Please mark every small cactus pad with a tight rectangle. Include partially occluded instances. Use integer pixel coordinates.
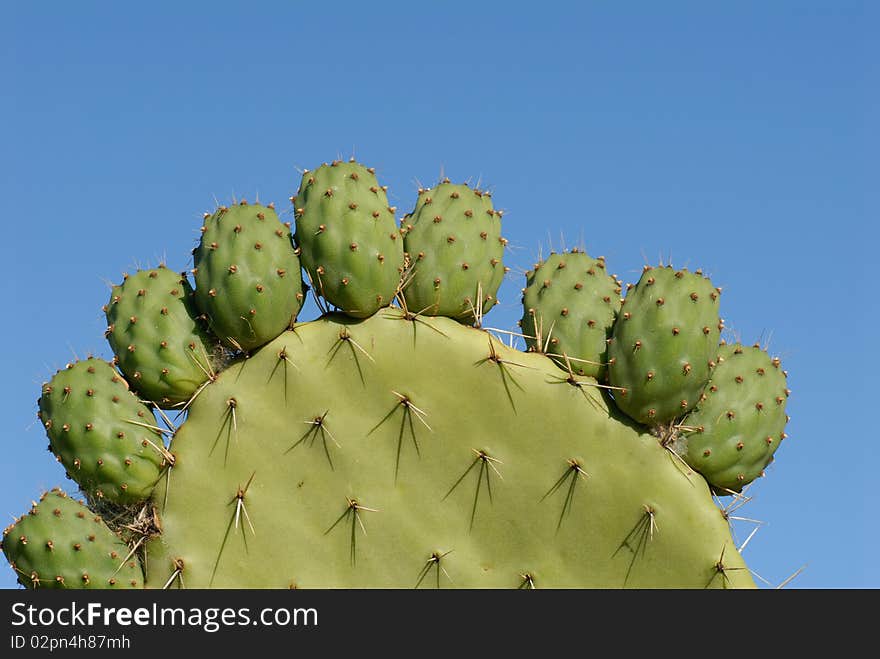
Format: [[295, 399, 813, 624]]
[[193, 201, 305, 352], [401, 180, 506, 323], [293, 159, 404, 318], [144, 309, 752, 588], [37, 358, 167, 504], [520, 250, 622, 380], [608, 266, 722, 425], [679, 343, 790, 493], [2, 488, 141, 589], [104, 266, 217, 407]]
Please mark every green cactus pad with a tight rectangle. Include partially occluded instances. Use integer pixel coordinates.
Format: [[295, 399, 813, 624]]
[[607, 266, 723, 426], [193, 201, 305, 352], [2, 488, 141, 589], [104, 266, 217, 408], [401, 180, 507, 324], [678, 343, 790, 493], [520, 249, 622, 380], [37, 358, 168, 505], [144, 309, 752, 589], [293, 159, 405, 318]]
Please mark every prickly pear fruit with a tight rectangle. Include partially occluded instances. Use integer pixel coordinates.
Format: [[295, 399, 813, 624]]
[[293, 159, 405, 318], [37, 358, 168, 505], [677, 343, 790, 493], [520, 249, 622, 380], [193, 201, 305, 352], [401, 180, 506, 323], [2, 488, 141, 589], [104, 265, 217, 407], [607, 266, 722, 426]]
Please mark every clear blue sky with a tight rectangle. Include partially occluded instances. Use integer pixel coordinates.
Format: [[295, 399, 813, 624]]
[[2, 1, 876, 588]]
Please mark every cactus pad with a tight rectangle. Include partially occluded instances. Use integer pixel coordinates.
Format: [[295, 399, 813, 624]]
[[143, 310, 752, 589]]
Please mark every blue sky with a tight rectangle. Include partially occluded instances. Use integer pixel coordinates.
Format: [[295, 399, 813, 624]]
[[2, 1, 876, 588]]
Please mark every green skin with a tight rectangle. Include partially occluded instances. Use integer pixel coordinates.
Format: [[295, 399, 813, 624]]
[[293, 160, 404, 318], [2, 489, 141, 589], [607, 266, 722, 426], [401, 181, 506, 323], [142, 310, 753, 589], [193, 202, 305, 352], [104, 266, 216, 408], [677, 343, 790, 493], [520, 250, 622, 381], [37, 358, 167, 505]]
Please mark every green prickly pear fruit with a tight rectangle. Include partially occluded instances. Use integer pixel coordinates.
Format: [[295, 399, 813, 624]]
[[37, 358, 168, 505], [607, 266, 723, 426], [401, 180, 507, 324], [677, 343, 790, 493], [2, 488, 142, 589], [293, 159, 405, 318], [520, 249, 623, 380], [193, 201, 305, 352], [104, 265, 217, 408]]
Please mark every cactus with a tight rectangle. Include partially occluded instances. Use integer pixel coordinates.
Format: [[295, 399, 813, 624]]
[[607, 265, 723, 428], [293, 159, 405, 318], [36, 357, 169, 505], [193, 201, 305, 352], [520, 249, 622, 381], [3, 163, 793, 589], [104, 265, 217, 407], [672, 342, 790, 493], [142, 308, 752, 588], [2, 489, 142, 589], [400, 180, 507, 323]]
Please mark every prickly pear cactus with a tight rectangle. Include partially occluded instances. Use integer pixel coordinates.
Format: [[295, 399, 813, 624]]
[[104, 265, 216, 407], [193, 201, 305, 352], [143, 308, 752, 588], [2, 489, 142, 589], [520, 249, 622, 381], [673, 342, 790, 494], [36, 357, 168, 505], [3, 161, 793, 590], [607, 265, 723, 427], [400, 179, 507, 323], [293, 159, 405, 318]]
